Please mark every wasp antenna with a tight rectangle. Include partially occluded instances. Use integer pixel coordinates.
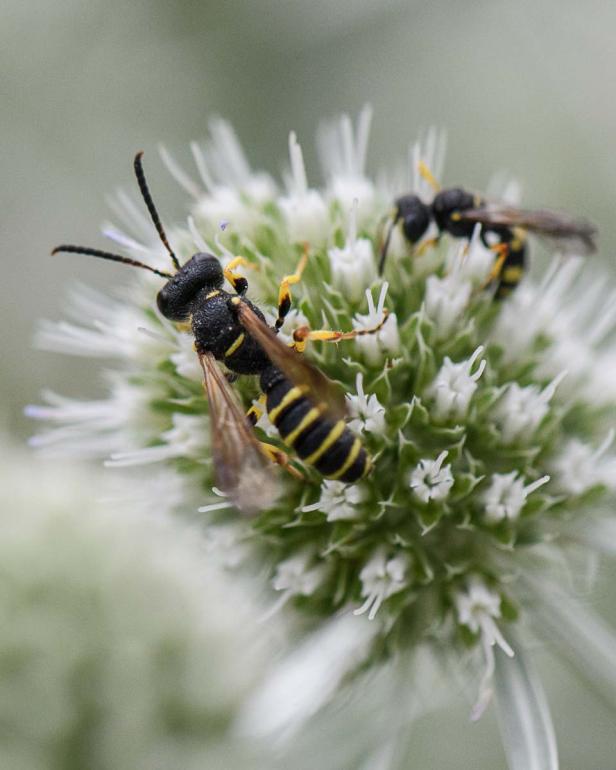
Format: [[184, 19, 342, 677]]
[[51, 244, 173, 278], [133, 151, 181, 272], [378, 215, 398, 275]]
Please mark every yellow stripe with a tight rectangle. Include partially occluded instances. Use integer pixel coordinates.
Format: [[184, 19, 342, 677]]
[[502, 266, 523, 282], [206, 289, 220, 299], [268, 386, 307, 424], [303, 420, 346, 465], [329, 437, 362, 480], [224, 333, 245, 358], [360, 453, 372, 478], [283, 406, 324, 447]]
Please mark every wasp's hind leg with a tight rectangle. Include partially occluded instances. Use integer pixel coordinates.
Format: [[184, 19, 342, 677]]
[[258, 441, 307, 481], [246, 394, 307, 481], [478, 242, 510, 292], [275, 243, 309, 331], [291, 312, 390, 353]]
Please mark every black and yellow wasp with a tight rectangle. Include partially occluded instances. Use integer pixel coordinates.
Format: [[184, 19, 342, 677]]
[[379, 162, 597, 298], [53, 153, 387, 513]]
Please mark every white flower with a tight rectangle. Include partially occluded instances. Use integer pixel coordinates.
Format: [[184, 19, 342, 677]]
[[171, 119, 276, 237], [410, 450, 454, 503], [202, 524, 250, 569], [409, 126, 447, 201], [446, 224, 495, 284], [278, 131, 329, 244], [354, 548, 410, 620], [551, 430, 616, 495], [106, 412, 209, 467], [328, 199, 377, 302], [0, 439, 278, 770], [428, 345, 486, 421], [170, 329, 203, 380], [455, 579, 515, 721], [494, 372, 566, 445], [318, 105, 376, 223], [26, 379, 165, 458], [30, 109, 616, 765], [483, 472, 550, 523], [262, 551, 329, 620], [353, 283, 400, 365], [34, 283, 173, 364], [346, 373, 386, 435], [301, 479, 367, 521], [424, 272, 472, 339]]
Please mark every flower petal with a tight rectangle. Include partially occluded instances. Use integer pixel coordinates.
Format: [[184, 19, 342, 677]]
[[494, 639, 558, 770]]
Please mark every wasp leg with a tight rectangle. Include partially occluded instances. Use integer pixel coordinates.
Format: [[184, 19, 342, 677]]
[[479, 243, 509, 291], [258, 440, 306, 481], [224, 256, 254, 296], [291, 312, 390, 353], [275, 243, 309, 330], [415, 236, 440, 256], [246, 393, 267, 426], [417, 160, 441, 193]]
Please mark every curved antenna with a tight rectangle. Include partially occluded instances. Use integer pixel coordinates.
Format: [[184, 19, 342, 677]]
[[52, 245, 173, 278], [378, 213, 399, 276], [133, 151, 181, 271]]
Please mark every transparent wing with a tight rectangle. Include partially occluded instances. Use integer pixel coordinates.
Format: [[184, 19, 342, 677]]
[[460, 203, 597, 256], [199, 352, 279, 515], [236, 301, 349, 421]]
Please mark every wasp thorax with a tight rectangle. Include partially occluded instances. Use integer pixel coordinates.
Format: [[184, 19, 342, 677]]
[[432, 187, 477, 237], [156, 253, 224, 321]]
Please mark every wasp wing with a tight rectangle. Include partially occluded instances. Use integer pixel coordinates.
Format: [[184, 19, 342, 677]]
[[459, 204, 597, 256], [236, 301, 348, 421], [198, 351, 279, 515]]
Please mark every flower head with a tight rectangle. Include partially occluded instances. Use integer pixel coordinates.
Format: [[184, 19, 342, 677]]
[[29, 109, 616, 766]]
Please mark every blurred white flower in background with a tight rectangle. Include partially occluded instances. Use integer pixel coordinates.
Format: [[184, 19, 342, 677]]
[[0, 439, 281, 770]]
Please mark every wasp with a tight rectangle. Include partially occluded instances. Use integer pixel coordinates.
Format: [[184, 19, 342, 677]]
[[378, 166, 597, 298], [53, 153, 388, 513]]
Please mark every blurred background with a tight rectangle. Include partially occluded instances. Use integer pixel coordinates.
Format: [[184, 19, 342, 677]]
[[2, 0, 616, 766]]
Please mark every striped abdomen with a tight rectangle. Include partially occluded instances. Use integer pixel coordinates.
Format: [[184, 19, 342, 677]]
[[261, 369, 371, 483], [495, 229, 527, 300]]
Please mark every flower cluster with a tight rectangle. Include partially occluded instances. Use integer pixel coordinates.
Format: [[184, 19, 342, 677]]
[[0, 440, 276, 770], [29, 108, 616, 761]]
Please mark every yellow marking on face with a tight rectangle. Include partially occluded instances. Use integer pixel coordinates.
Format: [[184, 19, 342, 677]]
[[224, 333, 245, 358], [268, 386, 308, 424], [206, 289, 220, 299], [451, 212, 462, 221], [231, 296, 241, 306], [303, 420, 346, 465], [329, 437, 362, 480]]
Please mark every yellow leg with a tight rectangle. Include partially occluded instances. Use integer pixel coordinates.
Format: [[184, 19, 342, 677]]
[[259, 440, 306, 480], [479, 244, 509, 290], [275, 243, 309, 330], [417, 160, 441, 193], [291, 312, 390, 353], [415, 236, 440, 256], [224, 256, 254, 295], [246, 393, 266, 426]]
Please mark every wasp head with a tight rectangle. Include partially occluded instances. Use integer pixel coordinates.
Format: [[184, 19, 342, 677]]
[[157, 253, 223, 321]]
